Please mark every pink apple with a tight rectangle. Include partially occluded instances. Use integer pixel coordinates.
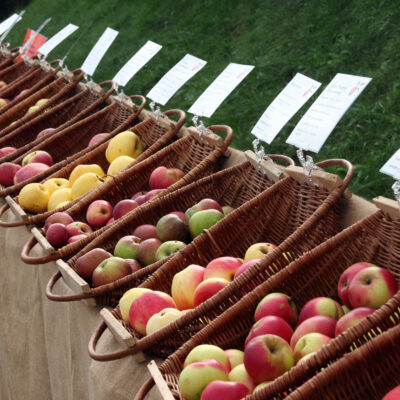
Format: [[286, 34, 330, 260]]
[[126, 259, 141, 273], [245, 316, 293, 347], [128, 290, 176, 335], [113, 199, 139, 220], [36, 127, 56, 139], [156, 213, 190, 243], [0, 146, 16, 157], [137, 238, 162, 266], [114, 235, 141, 260], [92, 256, 132, 287], [184, 344, 231, 370], [298, 297, 344, 324], [338, 262, 371, 307], [132, 224, 158, 240], [290, 316, 337, 348], [382, 385, 400, 400], [45, 223, 69, 248], [293, 332, 331, 363], [22, 150, 53, 167], [0, 162, 21, 186], [131, 191, 147, 202], [75, 248, 112, 281], [233, 258, 261, 279], [144, 189, 164, 202], [171, 264, 205, 310], [88, 133, 110, 146], [335, 307, 375, 336], [106, 217, 114, 225], [203, 257, 243, 281], [201, 381, 249, 400], [66, 221, 93, 236], [13, 163, 49, 184], [254, 292, 298, 327], [44, 212, 74, 232], [224, 349, 244, 370], [244, 334, 295, 384], [149, 166, 185, 190], [193, 277, 230, 307], [86, 200, 113, 228], [348, 266, 398, 309], [67, 234, 88, 244]]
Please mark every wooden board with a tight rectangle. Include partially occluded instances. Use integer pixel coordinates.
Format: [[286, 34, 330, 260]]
[[5, 195, 28, 221], [148, 360, 175, 400], [31, 226, 54, 254], [244, 150, 285, 182], [373, 196, 400, 220]]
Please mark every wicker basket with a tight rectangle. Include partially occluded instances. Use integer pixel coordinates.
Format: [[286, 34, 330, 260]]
[[86, 159, 353, 364], [44, 152, 291, 308], [0, 58, 34, 86], [0, 47, 19, 70], [0, 80, 115, 164], [135, 198, 400, 400]]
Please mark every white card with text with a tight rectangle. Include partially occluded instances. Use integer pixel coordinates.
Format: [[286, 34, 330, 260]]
[[188, 63, 254, 118], [113, 40, 162, 87], [147, 54, 206, 105], [286, 73, 372, 153], [81, 27, 118, 76], [0, 14, 22, 36], [252, 73, 321, 144], [380, 149, 400, 180], [38, 23, 79, 56]]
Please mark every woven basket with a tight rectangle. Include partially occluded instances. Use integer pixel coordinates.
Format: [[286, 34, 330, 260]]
[[87, 159, 353, 364], [45, 152, 291, 308], [0, 47, 19, 70], [135, 201, 400, 400], [0, 80, 115, 163], [0, 58, 33, 85], [18, 109, 187, 263]]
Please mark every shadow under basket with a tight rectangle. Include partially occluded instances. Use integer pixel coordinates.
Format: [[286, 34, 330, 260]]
[[137, 198, 400, 400], [45, 151, 292, 309], [86, 159, 353, 365]]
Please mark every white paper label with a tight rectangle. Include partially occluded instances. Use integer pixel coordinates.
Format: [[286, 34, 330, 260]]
[[147, 54, 206, 105], [0, 14, 22, 36], [81, 27, 118, 76], [252, 73, 321, 144], [286, 73, 372, 153], [38, 23, 78, 56], [113, 40, 162, 87], [188, 63, 254, 118], [380, 149, 400, 180]]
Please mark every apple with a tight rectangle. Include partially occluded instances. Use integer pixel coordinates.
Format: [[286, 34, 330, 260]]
[[348, 266, 398, 309], [35, 98, 49, 107], [254, 292, 298, 327], [44, 212, 74, 232], [86, 200, 113, 228], [193, 277, 230, 307], [338, 262, 371, 307], [18, 183, 49, 213], [245, 316, 293, 347], [0, 162, 21, 186], [88, 133, 110, 146], [113, 235, 141, 259], [201, 380, 249, 400], [137, 238, 162, 266], [129, 290, 176, 335], [224, 349, 244, 370], [0, 81, 6, 89], [178, 360, 229, 400], [335, 307, 375, 336], [145, 307, 182, 335], [298, 297, 344, 324], [119, 288, 152, 324], [189, 209, 224, 239], [13, 163, 49, 184], [156, 213, 190, 242], [185, 199, 223, 222], [132, 224, 158, 240], [233, 259, 261, 279], [0, 98, 9, 107], [382, 385, 400, 400], [36, 127, 56, 139], [293, 332, 331, 363], [169, 211, 186, 222], [75, 248, 112, 281], [244, 242, 277, 262], [296, 352, 317, 365], [43, 178, 69, 196], [92, 256, 132, 287], [171, 264, 205, 310], [66, 221, 93, 236], [67, 234, 88, 244], [131, 191, 147, 202], [70, 173, 104, 200], [244, 334, 295, 383], [155, 240, 186, 261], [45, 223, 69, 248], [47, 188, 72, 211], [106, 218, 114, 225], [126, 259, 142, 273], [22, 150, 53, 167], [144, 189, 164, 202], [149, 166, 185, 190], [222, 205, 234, 216], [203, 257, 243, 281], [253, 381, 272, 393], [0, 146, 16, 157], [14, 89, 29, 100], [290, 316, 337, 348], [27, 105, 40, 114], [69, 164, 105, 186], [113, 199, 139, 220], [228, 363, 255, 392], [184, 344, 231, 371]]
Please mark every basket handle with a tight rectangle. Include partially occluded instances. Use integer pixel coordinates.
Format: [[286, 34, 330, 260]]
[[98, 80, 117, 97], [133, 378, 156, 400], [315, 158, 354, 191], [267, 154, 296, 166], [20, 235, 60, 265], [163, 109, 186, 131], [49, 59, 62, 66], [129, 95, 147, 114], [0, 202, 27, 227], [207, 125, 234, 153]]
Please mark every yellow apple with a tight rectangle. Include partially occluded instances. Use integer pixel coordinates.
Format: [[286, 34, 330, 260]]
[[244, 242, 277, 262], [47, 188, 73, 211], [35, 98, 49, 107], [19, 183, 50, 213], [26, 105, 40, 115], [145, 308, 183, 336], [119, 288, 152, 324], [107, 155, 135, 177], [105, 131, 142, 163], [43, 178, 70, 196], [71, 172, 103, 200], [69, 164, 105, 186]]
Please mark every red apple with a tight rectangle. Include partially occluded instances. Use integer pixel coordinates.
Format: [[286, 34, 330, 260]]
[[298, 297, 344, 324], [0, 146, 16, 157], [149, 166, 185, 190], [244, 334, 295, 383], [22, 150, 53, 167], [114, 235, 141, 259], [169, 211, 186, 222], [92, 256, 132, 287], [0, 162, 21, 186], [204, 257, 243, 281], [144, 188, 164, 202], [86, 200, 113, 228], [45, 223, 69, 248], [66, 221, 93, 236], [106, 217, 114, 225], [113, 199, 139, 220], [382, 385, 400, 400], [131, 191, 147, 202], [293, 332, 331, 363], [13, 163, 49, 184], [156, 213, 190, 242], [67, 234, 88, 244], [137, 238, 162, 266], [132, 224, 158, 240], [335, 307, 375, 336], [75, 248, 112, 281], [44, 212, 74, 232], [233, 258, 261, 279], [201, 381, 249, 400], [193, 277, 230, 307], [126, 259, 141, 273], [348, 266, 398, 309], [88, 133, 110, 146]]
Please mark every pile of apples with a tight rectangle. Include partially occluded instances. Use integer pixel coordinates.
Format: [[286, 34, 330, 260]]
[[174, 261, 398, 400]]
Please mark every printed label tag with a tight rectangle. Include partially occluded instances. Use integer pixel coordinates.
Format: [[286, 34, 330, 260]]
[[38, 23, 78, 56], [380, 149, 400, 180], [19, 29, 47, 60], [0, 13, 22, 36]]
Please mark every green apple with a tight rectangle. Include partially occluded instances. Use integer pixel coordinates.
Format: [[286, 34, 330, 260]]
[[189, 209, 224, 239]]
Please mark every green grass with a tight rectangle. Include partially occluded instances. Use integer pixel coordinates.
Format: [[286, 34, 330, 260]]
[[4, 0, 400, 199]]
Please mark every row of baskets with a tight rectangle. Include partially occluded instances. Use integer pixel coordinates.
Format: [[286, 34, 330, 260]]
[[0, 50, 399, 399]]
